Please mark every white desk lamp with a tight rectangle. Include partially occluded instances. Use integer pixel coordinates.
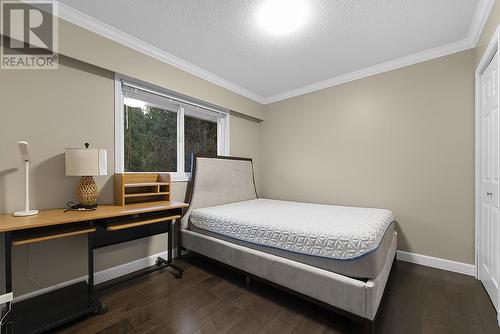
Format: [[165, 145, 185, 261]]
[[13, 141, 39, 217]]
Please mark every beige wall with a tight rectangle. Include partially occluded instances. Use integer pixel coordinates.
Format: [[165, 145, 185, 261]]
[[0, 56, 261, 295], [229, 113, 262, 191], [260, 50, 476, 264], [476, 1, 500, 65]]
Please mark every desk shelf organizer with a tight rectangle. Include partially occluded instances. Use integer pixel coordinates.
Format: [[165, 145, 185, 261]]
[[114, 173, 171, 206]]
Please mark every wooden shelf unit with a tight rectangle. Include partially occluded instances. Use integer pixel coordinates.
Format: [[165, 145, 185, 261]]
[[114, 173, 171, 206], [124, 192, 170, 198]]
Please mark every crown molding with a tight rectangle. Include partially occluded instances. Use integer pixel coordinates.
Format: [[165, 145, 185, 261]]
[[55, 3, 266, 104], [263, 38, 474, 104], [37, 0, 494, 105]]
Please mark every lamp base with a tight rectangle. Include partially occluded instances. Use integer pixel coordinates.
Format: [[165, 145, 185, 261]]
[[77, 176, 98, 208], [13, 210, 39, 217]]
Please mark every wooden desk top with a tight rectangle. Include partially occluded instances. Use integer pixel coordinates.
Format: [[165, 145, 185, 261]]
[[0, 201, 189, 233]]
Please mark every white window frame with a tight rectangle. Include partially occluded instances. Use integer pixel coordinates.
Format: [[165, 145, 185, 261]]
[[114, 74, 230, 181]]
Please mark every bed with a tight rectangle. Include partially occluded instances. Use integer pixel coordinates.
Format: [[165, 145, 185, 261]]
[[180, 155, 397, 333]]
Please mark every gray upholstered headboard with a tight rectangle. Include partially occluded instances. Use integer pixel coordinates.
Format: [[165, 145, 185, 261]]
[[181, 155, 258, 229]]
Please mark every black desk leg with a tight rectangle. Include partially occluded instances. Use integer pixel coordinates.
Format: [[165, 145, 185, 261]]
[[156, 220, 183, 279], [176, 219, 182, 260], [167, 222, 172, 264], [1, 233, 13, 334], [4, 233, 11, 295], [88, 233, 94, 295], [88, 232, 106, 314]]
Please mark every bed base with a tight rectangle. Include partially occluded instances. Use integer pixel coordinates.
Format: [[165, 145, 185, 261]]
[[186, 250, 376, 333], [181, 229, 397, 334]]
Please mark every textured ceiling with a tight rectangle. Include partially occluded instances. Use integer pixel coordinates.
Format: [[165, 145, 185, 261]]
[[59, 0, 481, 100]]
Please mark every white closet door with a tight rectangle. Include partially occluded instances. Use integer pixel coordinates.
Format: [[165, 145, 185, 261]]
[[479, 51, 500, 313]]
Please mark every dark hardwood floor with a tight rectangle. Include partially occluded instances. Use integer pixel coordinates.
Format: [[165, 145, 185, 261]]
[[58, 254, 500, 334]]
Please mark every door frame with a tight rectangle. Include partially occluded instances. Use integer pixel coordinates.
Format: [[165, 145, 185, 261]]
[[475, 24, 500, 326]]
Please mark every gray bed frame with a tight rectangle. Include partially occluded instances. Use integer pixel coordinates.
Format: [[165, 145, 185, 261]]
[[180, 154, 397, 334]]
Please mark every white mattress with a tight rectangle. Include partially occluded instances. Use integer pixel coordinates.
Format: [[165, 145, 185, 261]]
[[189, 198, 394, 260]]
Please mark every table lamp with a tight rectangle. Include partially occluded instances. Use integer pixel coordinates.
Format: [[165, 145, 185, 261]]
[[65, 143, 107, 209]]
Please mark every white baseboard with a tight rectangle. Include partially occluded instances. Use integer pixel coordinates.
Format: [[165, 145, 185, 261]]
[[94, 250, 169, 284], [396, 250, 475, 276], [13, 249, 474, 303], [0, 292, 13, 305], [14, 250, 172, 303]]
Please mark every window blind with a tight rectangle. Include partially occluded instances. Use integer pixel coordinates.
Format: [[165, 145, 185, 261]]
[[121, 81, 228, 120], [122, 84, 179, 112]]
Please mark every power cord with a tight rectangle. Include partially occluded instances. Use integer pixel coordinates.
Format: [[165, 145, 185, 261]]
[[0, 301, 12, 327], [26, 244, 43, 288]]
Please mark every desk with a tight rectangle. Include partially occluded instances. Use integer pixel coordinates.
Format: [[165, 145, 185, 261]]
[[0, 201, 188, 334]]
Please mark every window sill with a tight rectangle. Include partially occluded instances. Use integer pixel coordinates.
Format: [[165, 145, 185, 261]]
[[115, 172, 190, 182], [171, 173, 190, 182]]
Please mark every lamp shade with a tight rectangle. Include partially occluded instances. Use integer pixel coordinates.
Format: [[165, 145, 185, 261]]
[[65, 148, 107, 176]]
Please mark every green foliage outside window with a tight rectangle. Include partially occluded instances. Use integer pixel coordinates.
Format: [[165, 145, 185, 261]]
[[124, 105, 177, 172], [124, 105, 218, 173]]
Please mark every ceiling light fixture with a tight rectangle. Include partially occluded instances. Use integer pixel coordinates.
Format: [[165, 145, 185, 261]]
[[257, 0, 309, 35]]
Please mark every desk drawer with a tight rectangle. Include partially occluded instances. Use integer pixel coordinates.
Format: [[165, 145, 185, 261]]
[[105, 215, 180, 231], [11, 223, 96, 246], [93, 210, 182, 249]]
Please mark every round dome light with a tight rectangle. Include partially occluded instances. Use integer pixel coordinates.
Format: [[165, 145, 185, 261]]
[[257, 0, 309, 35]]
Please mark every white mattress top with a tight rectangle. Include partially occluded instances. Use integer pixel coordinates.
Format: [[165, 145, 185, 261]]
[[190, 199, 394, 260]]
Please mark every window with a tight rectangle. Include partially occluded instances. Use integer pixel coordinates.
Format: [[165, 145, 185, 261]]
[[115, 76, 229, 181], [124, 101, 178, 173], [184, 110, 218, 172]]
